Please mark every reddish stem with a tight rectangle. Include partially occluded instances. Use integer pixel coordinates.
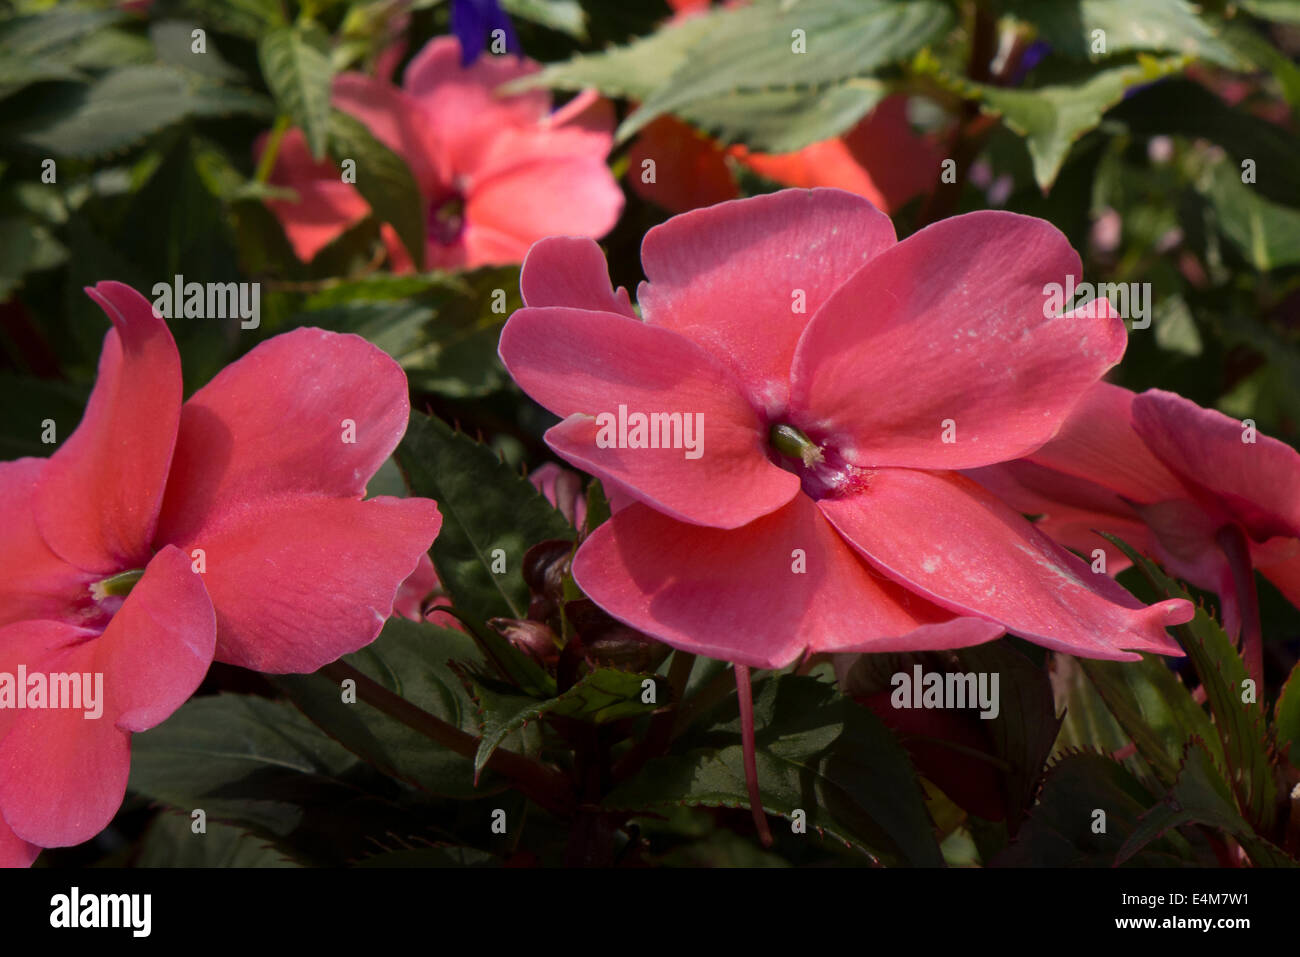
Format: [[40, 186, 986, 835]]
[[735, 665, 773, 847]]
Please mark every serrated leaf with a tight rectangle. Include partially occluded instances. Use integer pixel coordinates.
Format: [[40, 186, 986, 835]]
[[465, 669, 664, 773], [502, 0, 587, 38], [137, 813, 303, 868], [275, 617, 496, 799], [259, 24, 334, 159], [1118, 741, 1296, 867], [1104, 534, 1280, 835], [129, 694, 364, 838], [993, 0, 1240, 67], [327, 109, 426, 271], [396, 411, 574, 627], [958, 57, 1187, 190], [1079, 653, 1223, 790], [605, 675, 943, 865], [1275, 661, 1300, 768], [0, 8, 124, 57], [956, 641, 1060, 826], [0, 65, 270, 157], [994, 751, 1197, 866], [620, 0, 952, 144]]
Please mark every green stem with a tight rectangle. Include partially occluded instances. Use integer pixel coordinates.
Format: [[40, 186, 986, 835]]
[[254, 114, 292, 184], [321, 661, 573, 816]]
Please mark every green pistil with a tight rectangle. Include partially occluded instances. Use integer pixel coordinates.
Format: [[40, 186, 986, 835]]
[[90, 568, 145, 601], [770, 423, 824, 468]]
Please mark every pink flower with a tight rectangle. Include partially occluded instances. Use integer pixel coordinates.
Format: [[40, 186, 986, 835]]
[[260, 36, 624, 270], [968, 382, 1300, 683], [497, 188, 1193, 671], [0, 282, 441, 866]]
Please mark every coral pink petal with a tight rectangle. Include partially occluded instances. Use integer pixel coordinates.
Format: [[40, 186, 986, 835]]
[[394, 552, 438, 621], [34, 282, 181, 574], [498, 306, 798, 528], [628, 115, 738, 214], [0, 815, 39, 868], [468, 148, 623, 254], [186, 496, 441, 672], [0, 458, 97, 628], [0, 547, 212, 848], [1025, 383, 1188, 504], [817, 469, 1192, 660], [332, 73, 441, 192], [0, 621, 126, 848], [520, 237, 636, 316], [401, 36, 549, 176], [790, 212, 1125, 470], [156, 328, 414, 546], [571, 497, 1003, 670], [1132, 389, 1300, 541], [259, 129, 372, 263], [97, 545, 216, 732], [637, 188, 895, 413]]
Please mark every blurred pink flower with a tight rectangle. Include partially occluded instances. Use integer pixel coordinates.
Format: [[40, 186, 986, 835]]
[[259, 36, 623, 269], [498, 188, 1192, 670], [0, 283, 441, 865]]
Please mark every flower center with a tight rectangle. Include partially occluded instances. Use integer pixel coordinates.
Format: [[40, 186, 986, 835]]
[[767, 421, 869, 500], [427, 191, 466, 246], [89, 568, 145, 602]]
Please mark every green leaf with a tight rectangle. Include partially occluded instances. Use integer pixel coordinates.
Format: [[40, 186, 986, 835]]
[[1275, 661, 1300, 769], [502, 0, 587, 39], [517, 0, 945, 151], [606, 675, 943, 865], [584, 478, 611, 535], [994, 752, 1196, 866], [0, 375, 87, 458], [136, 813, 303, 867], [258, 24, 334, 159], [327, 109, 426, 270], [129, 694, 364, 838], [1200, 159, 1300, 271], [620, 0, 952, 145], [465, 669, 664, 774], [1117, 742, 1296, 867], [0, 66, 270, 158], [396, 411, 574, 627], [1241, 0, 1300, 24], [993, 0, 1240, 67], [1105, 535, 1280, 835], [1078, 653, 1223, 791], [951, 56, 1187, 190], [956, 641, 1060, 824], [275, 617, 496, 799]]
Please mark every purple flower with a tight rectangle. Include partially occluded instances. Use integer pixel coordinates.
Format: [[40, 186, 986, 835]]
[[452, 0, 519, 65]]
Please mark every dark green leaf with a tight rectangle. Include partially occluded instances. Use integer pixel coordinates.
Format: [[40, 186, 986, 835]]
[[1117, 742, 1296, 867], [606, 675, 943, 865], [327, 109, 426, 270], [275, 617, 496, 799], [396, 411, 574, 627]]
